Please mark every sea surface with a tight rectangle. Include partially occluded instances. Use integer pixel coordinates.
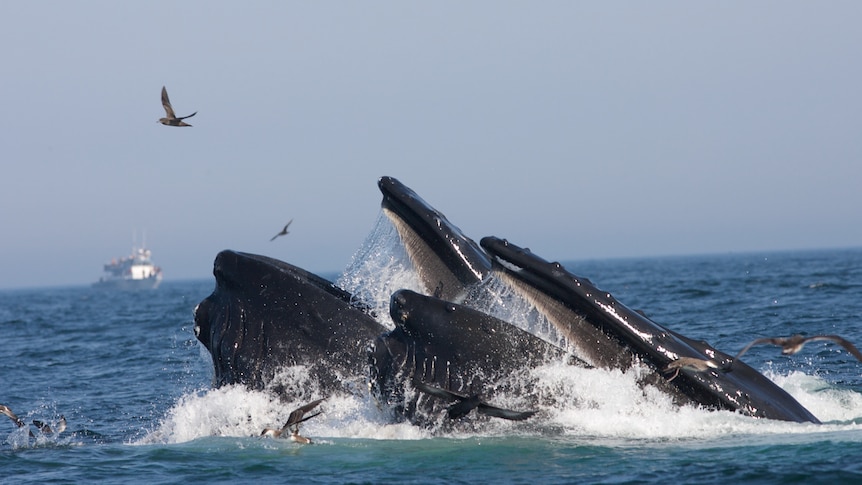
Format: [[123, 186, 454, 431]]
[[3, 246, 862, 483]]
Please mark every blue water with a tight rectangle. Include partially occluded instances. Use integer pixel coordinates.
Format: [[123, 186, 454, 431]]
[[3, 246, 862, 483]]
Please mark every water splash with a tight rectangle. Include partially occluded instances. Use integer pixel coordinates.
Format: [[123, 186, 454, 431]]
[[152, 219, 862, 445], [465, 274, 569, 349], [139, 385, 430, 445], [337, 212, 424, 328]]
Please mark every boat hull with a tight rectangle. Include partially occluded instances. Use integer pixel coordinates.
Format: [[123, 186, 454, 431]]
[[92, 274, 162, 290]]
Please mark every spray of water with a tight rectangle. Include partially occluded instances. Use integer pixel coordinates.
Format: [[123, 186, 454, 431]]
[[337, 212, 424, 328], [144, 214, 862, 445]]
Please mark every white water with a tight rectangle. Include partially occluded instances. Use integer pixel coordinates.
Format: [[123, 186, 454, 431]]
[[144, 213, 862, 445]]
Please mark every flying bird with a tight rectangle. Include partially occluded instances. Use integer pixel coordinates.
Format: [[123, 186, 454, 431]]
[[270, 220, 293, 241], [260, 398, 324, 444], [733, 334, 862, 362], [159, 86, 197, 127]]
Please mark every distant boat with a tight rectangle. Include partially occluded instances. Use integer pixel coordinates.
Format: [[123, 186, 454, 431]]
[[93, 246, 163, 290]]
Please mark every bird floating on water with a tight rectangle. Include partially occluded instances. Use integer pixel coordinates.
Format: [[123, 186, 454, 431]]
[[159, 86, 197, 127], [260, 398, 324, 444], [270, 220, 293, 242], [2, 404, 66, 438], [33, 416, 66, 435]]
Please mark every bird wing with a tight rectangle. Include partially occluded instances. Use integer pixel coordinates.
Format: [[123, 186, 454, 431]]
[[177, 111, 197, 120], [0, 405, 25, 427], [446, 395, 482, 419], [810, 335, 862, 362], [32, 420, 52, 434], [270, 220, 293, 241], [477, 404, 537, 421], [161, 86, 176, 118], [413, 381, 464, 402], [734, 337, 781, 359], [283, 398, 325, 428], [414, 381, 536, 421]]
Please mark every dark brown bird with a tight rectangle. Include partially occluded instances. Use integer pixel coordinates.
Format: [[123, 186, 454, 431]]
[[159, 86, 197, 127], [1, 404, 36, 438], [270, 220, 293, 241], [734, 334, 862, 361], [33, 416, 66, 435], [260, 398, 324, 444], [663, 357, 721, 381], [0, 404, 25, 428], [413, 381, 537, 421]]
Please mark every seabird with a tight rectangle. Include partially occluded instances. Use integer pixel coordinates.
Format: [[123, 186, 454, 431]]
[[260, 398, 324, 444], [33, 415, 66, 435], [1, 404, 35, 438], [663, 357, 721, 382], [270, 220, 293, 242], [0, 404, 26, 428], [733, 334, 862, 361], [159, 86, 197, 127], [413, 381, 537, 421]]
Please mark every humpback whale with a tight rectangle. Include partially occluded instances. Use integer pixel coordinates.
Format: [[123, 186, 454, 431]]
[[370, 289, 586, 425], [194, 250, 387, 394], [194, 175, 822, 426], [378, 176, 491, 302], [479, 236, 820, 423]]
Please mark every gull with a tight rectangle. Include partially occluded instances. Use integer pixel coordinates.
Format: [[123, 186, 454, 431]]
[[159, 86, 197, 127], [733, 334, 862, 361], [663, 357, 721, 382], [260, 398, 324, 444], [270, 220, 293, 241]]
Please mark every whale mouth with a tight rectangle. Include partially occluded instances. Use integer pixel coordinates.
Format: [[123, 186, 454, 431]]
[[193, 177, 820, 426], [378, 176, 490, 302]]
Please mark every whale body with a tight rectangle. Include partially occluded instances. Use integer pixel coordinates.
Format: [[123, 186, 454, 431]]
[[194, 176, 820, 424], [194, 250, 386, 396]]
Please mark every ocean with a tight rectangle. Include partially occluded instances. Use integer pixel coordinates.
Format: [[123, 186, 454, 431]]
[[3, 246, 862, 483]]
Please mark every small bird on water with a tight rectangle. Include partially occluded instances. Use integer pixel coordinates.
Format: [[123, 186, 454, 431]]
[[159, 86, 197, 127], [270, 220, 293, 241], [260, 398, 324, 444], [732, 334, 862, 361], [33, 416, 67, 435]]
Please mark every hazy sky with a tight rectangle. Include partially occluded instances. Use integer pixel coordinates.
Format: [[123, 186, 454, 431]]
[[3, 2, 861, 290]]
